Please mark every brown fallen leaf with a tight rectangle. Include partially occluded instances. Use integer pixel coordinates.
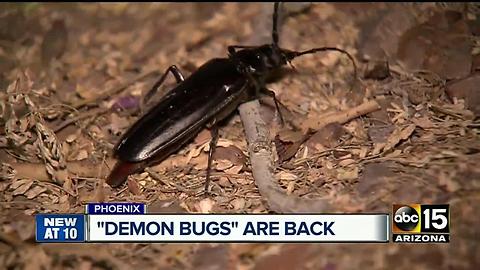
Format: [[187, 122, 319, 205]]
[[0, 10, 27, 41], [357, 4, 418, 60], [338, 158, 356, 167], [108, 113, 131, 135], [215, 159, 233, 171], [277, 129, 305, 143], [213, 145, 247, 169], [364, 61, 391, 80], [127, 178, 141, 195], [368, 124, 395, 144], [306, 122, 345, 150], [397, 10, 472, 79], [41, 19, 68, 66], [253, 244, 311, 270], [72, 149, 88, 161], [12, 179, 34, 196], [274, 134, 303, 162], [336, 166, 359, 181], [25, 185, 47, 199], [438, 171, 460, 192], [357, 162, 395, 197], [148, 200, 187, 213], [373, 124, 416, 155], [192, 245, 232, 270], [194, 129, 212, 145], [196, 198, 215, 213], [276, 171, 298, 181], [446, 73, 480, 117], [286, 181, 295, 195], [218, 176, 231, 187], [231, 197, 246, 210]]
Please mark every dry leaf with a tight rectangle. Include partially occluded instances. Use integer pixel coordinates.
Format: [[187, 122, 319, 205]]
[[386, 149, 403, 158], [65, 134, 77, 143], [276, 171, 298, 181], [41, 19, 68, 65], [224, 165, 243, 175], [359, 147, 368, 159], [412, 116, 434, 129], [286, 181, 295, 195], [197, 198, 215, 213], [277, 129, 305, 142], [73, 149, 88, 161], [215, 160, 233, 171], [438, 172, 460, 192], [231, 198, 246, 210], [12, 180, 34, 196], [25, 186, 47, 199], [192, 154, 208, 170], [372, 142, 386, 156], [186, 144, 207, 163], [338, 159, 356, 167], [128, 178, 141, 195], [152, 155, 187, 172], [218, 176, 231, 187], [274, 135, 303, 162], [374, 124, 416, 155], [213, 145, 247, 168], [76, 84, 97, 100], [368, 125, 395, 144], [216, 139, 235, 148], [337, 166, 359, 181], [10, 179, 30, 190], [307, 123, 345, 148], [194, 129, 211, 145], [108, 113, 130, 135]]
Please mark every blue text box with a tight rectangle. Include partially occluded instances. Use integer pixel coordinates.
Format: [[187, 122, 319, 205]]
[[86, 202, 146, 214], [36, 214, 85, 243]]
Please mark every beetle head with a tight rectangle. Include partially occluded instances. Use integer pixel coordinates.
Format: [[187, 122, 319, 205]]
[[232, 45, 293, 74]]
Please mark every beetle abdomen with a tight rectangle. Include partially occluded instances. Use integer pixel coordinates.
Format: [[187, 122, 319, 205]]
[[106, 161, 144, 187], [114, 58, 248, 163]]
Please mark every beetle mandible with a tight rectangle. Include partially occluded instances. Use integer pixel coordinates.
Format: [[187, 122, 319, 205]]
[[107, 2, 356, 189]]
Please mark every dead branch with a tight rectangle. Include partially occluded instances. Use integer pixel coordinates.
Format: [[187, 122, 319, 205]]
[[302, 99, 381, 131], [239, 101, 331, 213]]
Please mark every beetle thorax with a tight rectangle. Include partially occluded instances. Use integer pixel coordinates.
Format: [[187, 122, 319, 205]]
[[233, 45, 288, 75]]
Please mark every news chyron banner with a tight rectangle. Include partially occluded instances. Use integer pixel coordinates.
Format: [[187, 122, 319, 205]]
[[35, 203, 389, 243]]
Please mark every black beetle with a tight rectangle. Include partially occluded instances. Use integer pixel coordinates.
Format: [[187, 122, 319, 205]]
[[107, 3, 356, 189]]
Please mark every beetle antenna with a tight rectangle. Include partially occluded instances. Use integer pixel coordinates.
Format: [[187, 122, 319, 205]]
[[272, 2, 280, 47], [286, 47, 358, 82]]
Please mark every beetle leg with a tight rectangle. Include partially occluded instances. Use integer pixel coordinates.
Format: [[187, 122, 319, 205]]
[[204, 125, 219, 193], [261, 88, 285, 126], [143, 65, 185, 105]]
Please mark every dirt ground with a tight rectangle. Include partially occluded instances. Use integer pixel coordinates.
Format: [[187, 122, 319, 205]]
[[1, 3, 479, 270]]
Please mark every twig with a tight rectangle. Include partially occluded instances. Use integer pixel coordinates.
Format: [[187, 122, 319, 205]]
[[302, 99, 381, 131], [239, 101, 331, 212]]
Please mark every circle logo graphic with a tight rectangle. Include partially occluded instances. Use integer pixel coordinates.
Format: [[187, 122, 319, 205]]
[[394, 206, 419, 231]]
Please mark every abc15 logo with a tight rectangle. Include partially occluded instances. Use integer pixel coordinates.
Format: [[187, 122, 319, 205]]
[[392, 204, 450, 233]]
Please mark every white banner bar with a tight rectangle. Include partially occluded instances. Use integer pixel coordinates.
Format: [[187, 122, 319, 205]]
[[87, 214, 389, 242]]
